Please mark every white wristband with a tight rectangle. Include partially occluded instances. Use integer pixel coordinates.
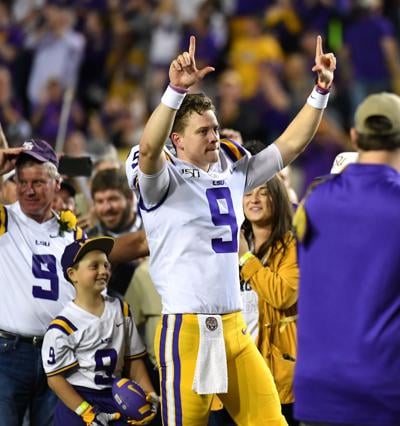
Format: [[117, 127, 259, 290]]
[[307, 86, 330, 109], [161, 85, 187, 110]]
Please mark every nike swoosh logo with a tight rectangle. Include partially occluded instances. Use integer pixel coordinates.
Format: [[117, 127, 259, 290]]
[[49, 235, 58, 238], [116, 322, 123, 327]]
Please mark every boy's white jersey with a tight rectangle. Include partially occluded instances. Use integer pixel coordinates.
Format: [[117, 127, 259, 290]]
[[0, 202, 82, 336], [42, 296, 146, 390], [126, 140, 283, 314]]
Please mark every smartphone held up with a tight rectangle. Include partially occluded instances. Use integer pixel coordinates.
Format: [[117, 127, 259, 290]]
[[58, 156, 93, 177]]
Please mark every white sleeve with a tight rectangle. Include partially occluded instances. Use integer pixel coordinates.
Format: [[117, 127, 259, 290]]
[[125, 315, 146, 358], [42, 329, 77, 376], [245, 143, 283, 192], [137, 163, 170, 209]]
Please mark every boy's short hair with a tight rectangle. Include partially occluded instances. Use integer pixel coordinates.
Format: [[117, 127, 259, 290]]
[[61, 237, 114, 282]]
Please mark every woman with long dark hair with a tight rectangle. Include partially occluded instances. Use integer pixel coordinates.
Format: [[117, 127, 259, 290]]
[[239, 175, 299, 426]]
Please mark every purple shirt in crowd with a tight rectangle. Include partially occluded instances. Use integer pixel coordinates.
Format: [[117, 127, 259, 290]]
[[295, 164, 400, 425]]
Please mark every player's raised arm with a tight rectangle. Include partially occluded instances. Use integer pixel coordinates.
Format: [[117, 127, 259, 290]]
[[138, 36, 214, 175], [273, 35, 336, 166]]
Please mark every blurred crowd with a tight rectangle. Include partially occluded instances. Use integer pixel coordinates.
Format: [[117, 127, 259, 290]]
[[1, 0, 400, 195]]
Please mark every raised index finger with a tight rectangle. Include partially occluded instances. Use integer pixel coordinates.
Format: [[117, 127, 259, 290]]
[[188, 35, 196, 60], [315, 35, 323, 61]]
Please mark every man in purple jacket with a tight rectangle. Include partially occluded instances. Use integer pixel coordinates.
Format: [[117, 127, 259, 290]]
[[294, 92, 400, 426]]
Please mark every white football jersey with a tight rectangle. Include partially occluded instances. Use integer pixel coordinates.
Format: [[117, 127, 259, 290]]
[[0, 202, 83, 336], [42, 296, 146, 390], [126, 140, 282, 314]]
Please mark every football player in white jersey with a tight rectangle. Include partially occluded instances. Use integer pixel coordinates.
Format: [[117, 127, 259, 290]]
[[42, 237, 158, 425], [0, 141, 148, 426], [125, 35, 335, 426]]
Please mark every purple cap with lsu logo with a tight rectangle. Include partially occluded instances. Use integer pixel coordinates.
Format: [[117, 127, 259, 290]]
[[61, 236, 114, 282], [21, 139, 59, 167]]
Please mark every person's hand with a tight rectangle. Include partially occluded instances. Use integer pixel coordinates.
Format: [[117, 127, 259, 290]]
[[312, 35, 336, 90], [146, 392, 160, 414], [239, 230, 250, 258], [76, 211, 93, 230], [125, 392, 159, 425], [0, 147, 25, 175], [169, 36, 215, 90], [220, 128, 243, 145], [125, 412, 156, 425], [88, 411, 121, 426], [81, 404, 121, 426]]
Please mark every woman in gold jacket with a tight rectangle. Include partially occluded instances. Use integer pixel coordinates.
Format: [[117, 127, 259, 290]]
[[239, 174, 299, 426]]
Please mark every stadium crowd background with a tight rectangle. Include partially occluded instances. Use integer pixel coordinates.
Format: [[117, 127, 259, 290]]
[[1, 0, 399, 197]]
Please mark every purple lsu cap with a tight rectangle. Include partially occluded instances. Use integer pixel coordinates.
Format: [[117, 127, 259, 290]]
[[61, 236, 114, 282], [21, 139, 59, 167]]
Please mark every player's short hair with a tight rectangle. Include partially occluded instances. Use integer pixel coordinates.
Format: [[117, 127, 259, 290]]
[[91, 168, 132, 199], [171, 93, 216, 134]]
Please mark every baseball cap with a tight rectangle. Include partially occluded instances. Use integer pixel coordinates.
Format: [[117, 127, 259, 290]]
[[20, 139, 59, 167], [354, 92, 400, 136], [330, 152, 358, 174], [61, 236, 114, 282]]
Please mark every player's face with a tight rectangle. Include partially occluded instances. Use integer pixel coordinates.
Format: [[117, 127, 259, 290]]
[[69, 250, 111, 294], [16, 164, 60, 222], [243, 184, 272, 226], [177, 110, 220, 170], [93, 189, 134, 232]]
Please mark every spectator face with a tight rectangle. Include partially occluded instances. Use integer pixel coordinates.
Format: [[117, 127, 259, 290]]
[[52, 188, 76, 212], [93, 189, 133, 231], [243, 184, 273, 226], [16, 163, 60, 222], [218, 70, 242, 101]]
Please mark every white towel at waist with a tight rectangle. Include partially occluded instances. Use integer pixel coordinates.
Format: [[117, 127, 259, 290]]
[[192, 314, 228, 395]]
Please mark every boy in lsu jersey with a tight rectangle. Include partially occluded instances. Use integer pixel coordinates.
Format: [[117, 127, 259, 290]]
[[125, 36, 335, 426], [42, 236, 158, 425]]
